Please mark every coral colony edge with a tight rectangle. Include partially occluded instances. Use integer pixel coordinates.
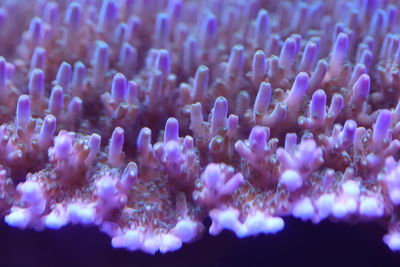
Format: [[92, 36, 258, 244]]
[[0, 0, 400, 255]]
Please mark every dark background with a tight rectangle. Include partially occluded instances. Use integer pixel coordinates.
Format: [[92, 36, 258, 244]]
[[1, 218, 400, 267]]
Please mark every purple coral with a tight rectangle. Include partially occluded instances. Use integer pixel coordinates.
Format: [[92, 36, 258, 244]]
[[0, 0, 399, 256]]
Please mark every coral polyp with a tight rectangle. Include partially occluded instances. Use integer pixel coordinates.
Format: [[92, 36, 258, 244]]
[[0, 0, 399, 254]]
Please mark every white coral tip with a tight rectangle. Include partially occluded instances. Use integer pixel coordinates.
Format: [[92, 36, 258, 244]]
[[280, 170, 303, 192]]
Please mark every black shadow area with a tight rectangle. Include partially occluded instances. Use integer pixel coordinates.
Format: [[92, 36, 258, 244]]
[[0, 218, 399, 267]]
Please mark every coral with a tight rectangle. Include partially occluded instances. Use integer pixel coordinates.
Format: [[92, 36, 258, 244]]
[[0, 0, 399, 254]]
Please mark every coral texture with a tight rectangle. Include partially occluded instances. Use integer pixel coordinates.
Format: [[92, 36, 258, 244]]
[[0, 0, 400, 254]]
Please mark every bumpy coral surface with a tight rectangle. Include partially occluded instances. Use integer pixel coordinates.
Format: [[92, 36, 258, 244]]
[[0, 0, 400, 254]]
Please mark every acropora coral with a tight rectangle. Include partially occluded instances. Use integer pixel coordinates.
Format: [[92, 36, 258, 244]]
[[0, 0, 399, 254]]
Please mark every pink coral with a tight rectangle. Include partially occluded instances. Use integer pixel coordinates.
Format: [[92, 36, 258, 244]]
[[0, 0, 399, 255]]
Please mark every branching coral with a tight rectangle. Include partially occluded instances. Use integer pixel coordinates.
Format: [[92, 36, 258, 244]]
[[0, 0, 399, 254]]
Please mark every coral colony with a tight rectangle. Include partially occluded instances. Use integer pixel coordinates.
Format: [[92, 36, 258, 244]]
[[1, 0, 400, 254]]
